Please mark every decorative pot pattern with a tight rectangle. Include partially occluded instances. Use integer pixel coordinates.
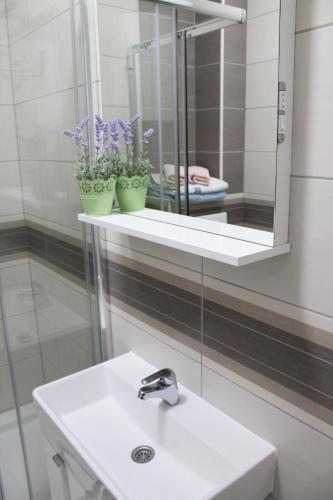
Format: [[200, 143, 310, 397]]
[[78, 177, 116, 216], [116, 175, 149, 212]]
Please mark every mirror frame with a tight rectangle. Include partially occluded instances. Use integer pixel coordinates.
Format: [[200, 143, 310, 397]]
[[80, 0, 296, 248]]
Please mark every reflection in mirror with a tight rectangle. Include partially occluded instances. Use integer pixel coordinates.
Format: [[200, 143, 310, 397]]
[[98, 0, 281, 233], [120, 0, 279, 231]]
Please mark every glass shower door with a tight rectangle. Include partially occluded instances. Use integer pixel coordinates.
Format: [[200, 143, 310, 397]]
[[0, 291, 31, 500], [0, 0, 101, 499]]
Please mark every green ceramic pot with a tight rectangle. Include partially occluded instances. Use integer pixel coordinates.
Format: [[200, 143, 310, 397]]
[[116, 175, 149, 212], [78, 177, 116, 216]]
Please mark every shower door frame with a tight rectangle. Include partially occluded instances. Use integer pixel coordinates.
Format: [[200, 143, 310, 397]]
[[128, 13, 236, 217]]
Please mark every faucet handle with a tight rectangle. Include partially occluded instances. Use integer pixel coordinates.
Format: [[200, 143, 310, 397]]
[[141, 368, 178, 387]]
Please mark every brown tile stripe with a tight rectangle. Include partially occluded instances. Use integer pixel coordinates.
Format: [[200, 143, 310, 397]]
[[104, 249, 202, 300], [203, 312, 333, 410], [110, 295, 202, 358], [0, 226, 28, 256], [204, 286, 333, 351], [102, 258, 201, 342], [0, 223, 88, 282], [203, 343, 333, 426], [203, 299, 333, 412], [3, 223, 332, 415], [103, 257, 333, 414]]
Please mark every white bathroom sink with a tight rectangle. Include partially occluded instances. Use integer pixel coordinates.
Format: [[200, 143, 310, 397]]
[[34, 352, 276, 500]]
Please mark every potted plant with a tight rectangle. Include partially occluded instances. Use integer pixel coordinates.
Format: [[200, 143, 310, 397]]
[[116, 116, 154, 212], [64, 115, 119, 216]]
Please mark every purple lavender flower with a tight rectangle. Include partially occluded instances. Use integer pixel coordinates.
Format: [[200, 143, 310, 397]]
[[117, 117, 128, 131], [130, 114, 141, 127], [143, 128, 154, 144], [117, 117, 133, 146], [95, 114, 104, 156], [109, 119, 119, 152], [64, 116, 90, 147], [64, 129, 80, 142], [76, 116, 90, 132], [95, 114, 103, 126]]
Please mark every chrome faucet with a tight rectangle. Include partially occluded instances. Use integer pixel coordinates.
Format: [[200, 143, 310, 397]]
[[138, 368, 180, 406]]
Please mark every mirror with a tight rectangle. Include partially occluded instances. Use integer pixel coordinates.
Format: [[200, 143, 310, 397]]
[[84, 0, 295, 246]]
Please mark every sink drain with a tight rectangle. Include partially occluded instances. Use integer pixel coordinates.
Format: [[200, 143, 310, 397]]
[[131, 445, 155, 464]]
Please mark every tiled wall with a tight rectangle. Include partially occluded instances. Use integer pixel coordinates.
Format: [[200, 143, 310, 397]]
[[102, 2, 333, 499], [98, 0, 139, 123], [4, 0, 83, 240], [0, 3, 97, 498], [0, 0, 23, 225], [0, 221, 93, 402], [135, 2, 195, 174], [243, 0, 279, 201], [194, 0, 246, 191]]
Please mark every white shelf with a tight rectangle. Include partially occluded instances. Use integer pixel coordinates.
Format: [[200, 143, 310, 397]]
[[79, 211, 290, 267]]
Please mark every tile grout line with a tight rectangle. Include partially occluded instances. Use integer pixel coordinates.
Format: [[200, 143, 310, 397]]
[[203, 273, 333, 324], [14, 86, 76, 107], [107, 286, 201, 338], [205, 362, 333, 440], [8, 7, 70, 47], [204, 306, 333, 367], [296, 21, 333, 35], [204, 334, 333, 403]]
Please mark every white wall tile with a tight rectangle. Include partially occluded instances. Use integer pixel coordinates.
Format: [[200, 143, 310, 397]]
[[0, 0, 8, 47], [245, 107, 277, 152], [98, 4, 139, 59], [20, 161, 43, 218], [245, 60, 279, 109], [100, 56, 130, 107], [292, 26, 333, 178], [0, 162, 23, 216], [102, 105, 130, 122], [0, 364, 14, 412], [98, 0, 138, 11], [0, 264, 34, 317], [296, 0, 333, 32], [40, 161, 81, 231], [203, 177, 333, 318], [11, 11, 73, 103], [0, 105, 18, 160], [14, 354, 44, 405], [6, 311, 40, 362], [244, 152, 276, 197], [15, 89, 77, 161], [6, 0, 68, 44], [246, 11, 280, 65], [247, 0, 280, 19], [0, 46, 13, 104], [202, 367, 333, 500], [0, 321, 8, 367], [111, 312, 202, 395], [31, 263, 89, 324], [56, 334, 93, 378], [37, 312, 59, 370]]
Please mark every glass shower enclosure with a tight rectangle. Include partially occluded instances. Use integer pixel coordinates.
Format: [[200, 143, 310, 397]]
[[0, 1, 101, 499], [128, 3, 237, 217]]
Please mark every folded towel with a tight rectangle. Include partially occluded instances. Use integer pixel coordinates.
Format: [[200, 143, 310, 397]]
[[188, 166, 210, 186], [150, 174, 228, 194], [191, 175, 209, 186], [148, 182, 227, 204], [164, 164, 211, 187]]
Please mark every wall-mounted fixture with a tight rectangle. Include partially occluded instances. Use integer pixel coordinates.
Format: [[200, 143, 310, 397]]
[[145, 0, 246, 23], [78, 0, 297, 266]]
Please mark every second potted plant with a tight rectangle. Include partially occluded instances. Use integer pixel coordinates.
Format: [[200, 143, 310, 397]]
[[116, 116, 154, 212]]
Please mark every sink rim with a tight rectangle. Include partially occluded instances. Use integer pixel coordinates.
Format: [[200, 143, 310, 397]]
[[34, 352, 276, 500]]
